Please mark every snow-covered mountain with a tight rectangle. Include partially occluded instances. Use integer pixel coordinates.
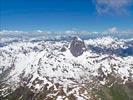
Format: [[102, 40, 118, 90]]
[[0, 36, 133, 100]]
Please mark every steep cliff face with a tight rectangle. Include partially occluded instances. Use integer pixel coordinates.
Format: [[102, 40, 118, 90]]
[[70, 37, 86, 57]]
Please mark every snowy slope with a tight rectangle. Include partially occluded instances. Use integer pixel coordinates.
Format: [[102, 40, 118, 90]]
[[0, 37, 133, 100]]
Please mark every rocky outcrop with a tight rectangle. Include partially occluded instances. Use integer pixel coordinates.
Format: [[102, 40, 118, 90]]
[[60, 46, 67, 52], [70, 37, 86, 57]]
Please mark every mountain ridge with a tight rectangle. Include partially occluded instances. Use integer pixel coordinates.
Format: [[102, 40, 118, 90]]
[[0, 36, 133, 100]]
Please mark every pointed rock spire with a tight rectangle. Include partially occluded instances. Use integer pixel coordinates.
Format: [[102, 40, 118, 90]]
[[69, 36, 86, 57]]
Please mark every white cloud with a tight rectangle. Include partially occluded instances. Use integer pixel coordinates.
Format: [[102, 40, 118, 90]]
[[65, 30, 77, 35], [0, 30, 27, 36], [106, 27, 133, 35], [95, 0, 132, 15], [0, 30, 52, 38], [36, 30, 43, 33], [108, 27, 118, 33], [64, 30, 92, 36], [0, 29, 132, 40]]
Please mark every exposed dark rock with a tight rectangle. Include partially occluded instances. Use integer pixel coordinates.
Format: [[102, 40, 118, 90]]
[[70, 37, 86, 57], [60, 46, 67, 52]]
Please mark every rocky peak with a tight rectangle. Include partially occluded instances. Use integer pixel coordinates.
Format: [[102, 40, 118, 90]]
[[69, 36, 86, 57]]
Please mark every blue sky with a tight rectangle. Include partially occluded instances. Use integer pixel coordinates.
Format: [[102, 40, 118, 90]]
[[0, 0, 133, 32]]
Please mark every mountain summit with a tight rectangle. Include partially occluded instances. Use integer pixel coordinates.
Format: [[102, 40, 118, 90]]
[[69, 37, 86, 57]]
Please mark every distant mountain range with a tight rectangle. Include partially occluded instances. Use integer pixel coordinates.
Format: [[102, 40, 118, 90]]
[[0, 30, 133, 41]]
